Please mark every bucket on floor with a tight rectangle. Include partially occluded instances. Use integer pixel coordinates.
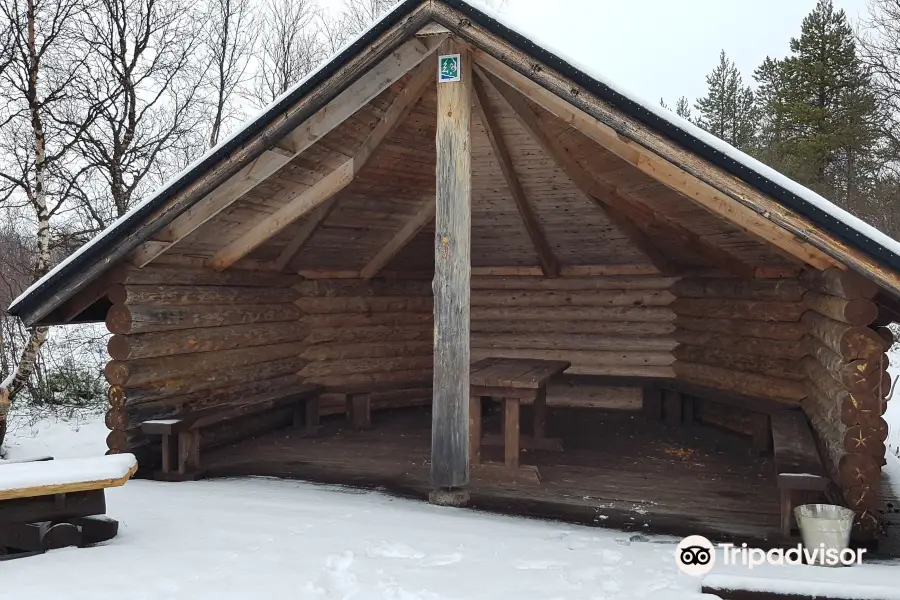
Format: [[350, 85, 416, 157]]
[[793, 504, 855, 567]]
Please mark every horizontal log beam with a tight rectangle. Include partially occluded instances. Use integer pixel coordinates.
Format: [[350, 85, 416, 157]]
[[107, 321, 310, 361], [801, 310, 886, 361], [106, 303, 300, 335], [672, 278, 805, 302]]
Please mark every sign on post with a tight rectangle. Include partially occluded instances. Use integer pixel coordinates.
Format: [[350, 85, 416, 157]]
[[438, 54, 461, 83]]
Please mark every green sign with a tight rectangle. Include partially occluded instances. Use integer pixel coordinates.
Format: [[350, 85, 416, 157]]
[[439, 54, 461, 83]]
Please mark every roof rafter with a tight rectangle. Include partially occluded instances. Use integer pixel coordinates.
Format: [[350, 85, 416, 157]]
[[472, 71, 560, 278], [474, 66, 673, 275], [208, 56, 438, 271], [361, 196, 436, 279], [476, 65, 763, 279], [470, 49, 839, 272], [131, 35, 444, 269]]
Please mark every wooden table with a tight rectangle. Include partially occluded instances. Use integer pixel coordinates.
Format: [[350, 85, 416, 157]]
[[469, 358, 571, 483]]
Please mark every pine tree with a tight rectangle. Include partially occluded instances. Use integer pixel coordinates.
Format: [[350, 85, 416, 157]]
[[755, 0, 879, 206], [675, 96, 692, 120], [694, 51, 758, 151]]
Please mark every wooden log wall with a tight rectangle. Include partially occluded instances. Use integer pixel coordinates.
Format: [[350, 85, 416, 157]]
[[469, 276, 678, 378], [295, 279, 435, 412], [798, 268, 889, 537], [671, 278, 808, 403], [104, 265, 309, 457]]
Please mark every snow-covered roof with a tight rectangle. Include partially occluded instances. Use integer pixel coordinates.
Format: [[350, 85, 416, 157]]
[[9, 0, 900, 324]]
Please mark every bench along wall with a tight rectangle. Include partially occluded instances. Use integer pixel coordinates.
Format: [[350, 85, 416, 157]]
[[798, 269, 890, 537], [469, 276, 678, 379], [295, 278, 435, 411], [104, 265, 308, 461]]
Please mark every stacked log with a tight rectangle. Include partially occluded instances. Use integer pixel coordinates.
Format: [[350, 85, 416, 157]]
[[799, 268, 889, 538], [104, 265, 308, 454], [295, 279, 435, 411], [671, 278, 807, 403], [469, 276, 678, 377]]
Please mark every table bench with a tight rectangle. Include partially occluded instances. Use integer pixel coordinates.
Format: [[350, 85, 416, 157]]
[[771, 409, 829, 536], [142, 383, 322, 480], [470, 357, 570, 483], [0, 454, 136, 557], [324, 380, 432, 431]]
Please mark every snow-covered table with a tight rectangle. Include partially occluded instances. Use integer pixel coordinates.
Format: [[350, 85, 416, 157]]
[[0, 453, 137, 557]]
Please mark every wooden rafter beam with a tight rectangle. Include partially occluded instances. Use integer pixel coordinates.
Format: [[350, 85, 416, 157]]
[[361, 197, 436, 280], [272, 200, 337, 271], [474, 66, 673, 275], [476, 66, 762, 279], [208, 58, 437, 271], [471, 50, 839, 272], [130, 36, 445, 269], [472, 72, 559, 278]]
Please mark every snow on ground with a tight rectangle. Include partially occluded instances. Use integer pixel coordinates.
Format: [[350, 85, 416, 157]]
[[1, 408, 108, 462], [1, 478, 710, 600]]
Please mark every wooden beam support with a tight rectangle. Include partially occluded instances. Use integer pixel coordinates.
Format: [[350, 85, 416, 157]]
[[209, 58, 437, 271], [131, 37, 442, 268], [470, 49, 840, 272], [475, 67, 675, 274], [472, 73, 559, 278], [476, 67, 759, 279], [273, 200, 338, 271], [431, 41, 472, 500], [361, 197, 436, 280]]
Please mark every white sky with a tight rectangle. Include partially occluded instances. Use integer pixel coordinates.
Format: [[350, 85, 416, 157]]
[[496, 0, 870, 107], [316, 1, 871, 107]]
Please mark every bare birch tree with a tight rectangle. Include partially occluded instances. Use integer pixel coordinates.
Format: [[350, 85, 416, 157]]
[[0, 0, 97, 444], [202, 0, 256, 148], [252, 0, 324, 107], [75, 0, 208, 225]]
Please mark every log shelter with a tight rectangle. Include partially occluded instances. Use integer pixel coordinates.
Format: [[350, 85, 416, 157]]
[[8, 0, 900, 545]]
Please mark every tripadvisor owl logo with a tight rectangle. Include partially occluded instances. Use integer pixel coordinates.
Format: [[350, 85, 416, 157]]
[[676, 535, 716, 577]]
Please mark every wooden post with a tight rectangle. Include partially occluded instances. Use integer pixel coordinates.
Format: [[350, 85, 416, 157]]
[[430, 41, 472, 507]]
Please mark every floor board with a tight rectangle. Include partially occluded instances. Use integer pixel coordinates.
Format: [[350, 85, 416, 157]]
[[204, 406, 784, 545]]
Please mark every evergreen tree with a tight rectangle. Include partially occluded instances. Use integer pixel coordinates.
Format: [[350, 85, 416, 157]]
[[754, 0, 879, 206], [694, 51, 758, 151], [675, 96, 692, 120], [660, 96, 693, 121]]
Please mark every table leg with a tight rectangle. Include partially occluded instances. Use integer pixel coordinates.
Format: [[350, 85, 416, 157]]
[[533, 386, 547, 440], [469, 394, 482, 466], [504, 398, 520, 469]]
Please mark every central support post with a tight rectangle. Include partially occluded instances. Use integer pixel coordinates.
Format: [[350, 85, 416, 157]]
[[430, 40, 472, 506]]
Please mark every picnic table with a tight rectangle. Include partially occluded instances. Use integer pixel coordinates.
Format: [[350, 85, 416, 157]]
[[469, 357, 570, 483], [0, 454, 136, 558]]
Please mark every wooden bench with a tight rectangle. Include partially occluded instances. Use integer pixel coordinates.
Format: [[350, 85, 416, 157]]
[[142, 383, 322, 481], [324, 380, 432, 431], [0, 454, 136, 558], [646, 381, 795, 453], [771, 409, 829, 536]]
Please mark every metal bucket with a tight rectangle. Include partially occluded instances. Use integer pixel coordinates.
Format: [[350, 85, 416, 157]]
[[793, 504, 855, 567]]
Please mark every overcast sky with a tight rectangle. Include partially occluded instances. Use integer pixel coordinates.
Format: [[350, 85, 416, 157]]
[[491, 0, 870, 107], [330, 0, 846, 110]]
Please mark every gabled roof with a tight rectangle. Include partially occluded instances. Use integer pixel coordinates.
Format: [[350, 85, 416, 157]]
[[9, 0, 900, 325]]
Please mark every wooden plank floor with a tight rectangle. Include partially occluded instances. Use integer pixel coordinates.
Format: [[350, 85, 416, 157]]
[[204, 406, 783, 545]]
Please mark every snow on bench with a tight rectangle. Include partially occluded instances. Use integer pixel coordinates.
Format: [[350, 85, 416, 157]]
[[0, 454, 138, 500], [702, 561, 900, 600]]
